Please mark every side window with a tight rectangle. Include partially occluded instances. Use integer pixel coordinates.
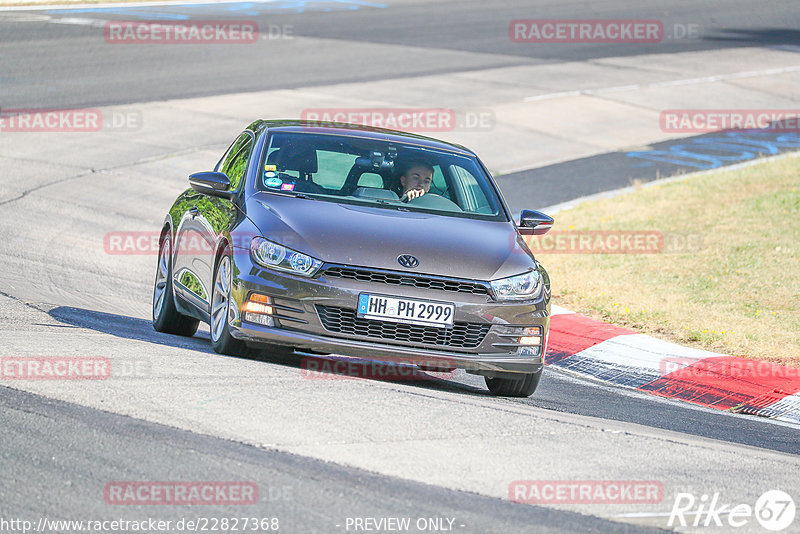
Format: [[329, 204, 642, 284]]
[[450, 165, 495, 214], [218, 133, 253, 191]]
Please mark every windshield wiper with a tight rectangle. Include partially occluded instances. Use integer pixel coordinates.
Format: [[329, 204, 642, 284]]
[[366, 198, 410, 210]]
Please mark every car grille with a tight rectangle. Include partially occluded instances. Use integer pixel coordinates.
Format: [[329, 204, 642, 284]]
[[316, 305, 491, 349], [321, 266, 490, 296]]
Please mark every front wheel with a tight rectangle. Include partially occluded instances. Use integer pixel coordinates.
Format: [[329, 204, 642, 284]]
[[152, 233, 199, 337], [210, 251, 248, 356], [485, 368, 543, 397]]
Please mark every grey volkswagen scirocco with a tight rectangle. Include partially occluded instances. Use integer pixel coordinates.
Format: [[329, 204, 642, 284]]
[[153, 120, 554, 396]]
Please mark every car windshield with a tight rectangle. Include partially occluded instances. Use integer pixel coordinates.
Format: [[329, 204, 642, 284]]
[[257, 132, 506, 221]]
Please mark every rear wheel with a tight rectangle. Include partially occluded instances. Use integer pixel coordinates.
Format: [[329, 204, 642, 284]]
[[152, 233, 199, 337], [210, 251, 249, 356], [485, 368, 542, 397]]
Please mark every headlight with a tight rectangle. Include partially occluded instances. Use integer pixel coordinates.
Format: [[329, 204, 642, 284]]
[[490, 271, 542, 301], [250, 237, 322, 277]]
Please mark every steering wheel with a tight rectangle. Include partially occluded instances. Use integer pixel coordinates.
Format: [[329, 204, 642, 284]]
[[403, 193, 463, 211]]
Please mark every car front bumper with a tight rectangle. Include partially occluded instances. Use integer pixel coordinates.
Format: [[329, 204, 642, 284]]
[[228, 249, 550, 376]]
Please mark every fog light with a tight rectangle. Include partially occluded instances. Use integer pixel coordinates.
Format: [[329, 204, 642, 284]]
[[493, 324, 544, 357], [244, 312, 274, 327], [519, 335, 542, 345], [244, 301, 274, 315], [242, 294, 274, 326], [516, 346, 540, 356], [516, 326, 541, 356]]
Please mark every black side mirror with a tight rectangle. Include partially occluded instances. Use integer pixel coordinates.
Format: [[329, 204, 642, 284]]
[[518, 209, 554, 235], [189, 171, 232, 199]]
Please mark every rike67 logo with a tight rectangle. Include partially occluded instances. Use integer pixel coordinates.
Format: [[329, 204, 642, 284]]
[[669, 490, 795, 531]]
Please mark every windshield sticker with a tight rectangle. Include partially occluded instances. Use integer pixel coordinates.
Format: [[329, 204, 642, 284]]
[[265, 164, 277, 172], [265, 176, 282, 187], [280, 183, 295, 191]]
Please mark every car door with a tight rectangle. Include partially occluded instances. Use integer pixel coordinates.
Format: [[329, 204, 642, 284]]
[[173, 132, 253, 317]]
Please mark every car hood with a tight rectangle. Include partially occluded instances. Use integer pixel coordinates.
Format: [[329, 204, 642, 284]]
[[245, 193, 536, 281]]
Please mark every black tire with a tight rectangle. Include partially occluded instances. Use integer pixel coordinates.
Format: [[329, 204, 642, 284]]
[[210, 248, 249, 356], [152, 233, 200, 337], [485, 368, 543, 397]]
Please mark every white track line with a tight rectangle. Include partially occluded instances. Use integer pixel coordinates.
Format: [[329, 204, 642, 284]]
[[523, 65, 800, 102]]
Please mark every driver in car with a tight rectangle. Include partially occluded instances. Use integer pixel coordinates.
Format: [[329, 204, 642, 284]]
[[396, 160, 434, 201]]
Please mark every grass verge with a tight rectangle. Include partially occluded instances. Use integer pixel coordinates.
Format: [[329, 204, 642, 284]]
[[525, 154, 799, 367]]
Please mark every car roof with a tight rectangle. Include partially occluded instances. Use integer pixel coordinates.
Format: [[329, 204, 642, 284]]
[[248, 119, 476, 156]]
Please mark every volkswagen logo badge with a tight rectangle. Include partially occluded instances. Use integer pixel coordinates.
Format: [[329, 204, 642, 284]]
[[397, 254, 419, 269]]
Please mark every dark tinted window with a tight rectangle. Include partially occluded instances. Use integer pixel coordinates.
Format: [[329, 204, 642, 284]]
[[218, 133, 253, 191], [258, 132, 505, 221]]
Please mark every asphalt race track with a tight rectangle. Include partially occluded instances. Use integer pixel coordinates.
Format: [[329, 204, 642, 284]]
[[2, 0, 800, 108], [1, 1, 799, 533]]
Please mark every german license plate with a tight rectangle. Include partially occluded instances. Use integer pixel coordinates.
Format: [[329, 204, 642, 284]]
[[357, 294, 454, 328]]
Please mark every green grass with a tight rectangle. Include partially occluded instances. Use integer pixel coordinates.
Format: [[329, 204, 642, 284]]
[[528, 154, 800, 367]]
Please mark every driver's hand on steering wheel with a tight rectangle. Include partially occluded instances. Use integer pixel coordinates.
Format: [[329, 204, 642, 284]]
[[401, 188, 425, 201]]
